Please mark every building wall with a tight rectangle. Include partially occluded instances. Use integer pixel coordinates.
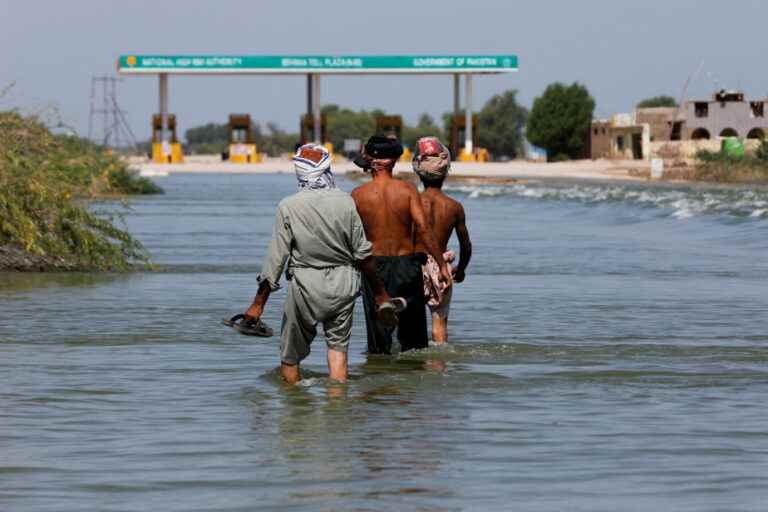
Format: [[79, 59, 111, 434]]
[[590, 121, 649, 160], [684, 99, 768, 139], [636, 107, 677, 142], [590, 121, 612, 159], [610, 127, 639, 159]]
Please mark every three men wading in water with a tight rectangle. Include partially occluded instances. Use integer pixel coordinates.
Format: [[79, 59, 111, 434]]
[[243, 136, 471, 384]]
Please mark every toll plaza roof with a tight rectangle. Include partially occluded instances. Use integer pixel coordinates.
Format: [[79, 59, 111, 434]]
[[117, 55, 519, 75]]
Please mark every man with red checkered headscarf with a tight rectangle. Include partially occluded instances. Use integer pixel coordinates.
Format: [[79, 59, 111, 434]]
[[412, 137, 472, 345]]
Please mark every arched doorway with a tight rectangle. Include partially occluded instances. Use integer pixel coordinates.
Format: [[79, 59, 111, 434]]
[[720, 128, 738, 138], [691, 128, 710, 140], [747, 128, 765, 140]]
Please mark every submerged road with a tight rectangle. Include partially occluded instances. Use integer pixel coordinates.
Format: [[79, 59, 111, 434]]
[[2, 173, 768, 511]]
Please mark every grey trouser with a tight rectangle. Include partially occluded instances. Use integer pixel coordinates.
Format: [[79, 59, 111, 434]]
[[280, 266, 360, 365]]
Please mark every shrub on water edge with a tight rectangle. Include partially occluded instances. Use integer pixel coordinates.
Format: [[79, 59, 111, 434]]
[[756, 140, 768, 162], [691, 141, 768, 182], [0, 111, 162, 270]]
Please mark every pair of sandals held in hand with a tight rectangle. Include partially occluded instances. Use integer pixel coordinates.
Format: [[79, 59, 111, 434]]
[[222, 298, 406, 337]]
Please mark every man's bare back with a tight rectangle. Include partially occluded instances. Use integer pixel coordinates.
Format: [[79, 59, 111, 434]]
[[416, 187, 471, 282], [352, 175, 420, 257], [418, 188, 465, 250]]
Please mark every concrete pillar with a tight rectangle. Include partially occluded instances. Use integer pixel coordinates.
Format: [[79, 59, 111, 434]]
[[159, 73, 168, 144], [642, 124, 651, 161], [312, 75, 322, 143], [464, 73, 473, 154]]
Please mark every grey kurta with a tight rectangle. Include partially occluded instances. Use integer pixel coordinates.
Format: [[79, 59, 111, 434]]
[[257, 188, 372, 364]]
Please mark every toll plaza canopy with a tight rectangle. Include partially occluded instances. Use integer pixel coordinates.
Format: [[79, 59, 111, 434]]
[[117, 54, 518, 74], [117, 54, 518, 152]]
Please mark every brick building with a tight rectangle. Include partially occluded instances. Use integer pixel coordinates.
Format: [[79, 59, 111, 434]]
[[590, 90, 767, 160]]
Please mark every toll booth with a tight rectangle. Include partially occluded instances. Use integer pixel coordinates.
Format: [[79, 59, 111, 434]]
[[300, 114, 328, 145], [448, 114, 478, 161], [376, 115, 402, 139], [226, 114, 261, 163], [300, 114, 334, 156], [151, 114, 184, 163], [375, 115, 412, 161]]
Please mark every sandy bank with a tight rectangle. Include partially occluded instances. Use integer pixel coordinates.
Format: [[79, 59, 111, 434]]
[[127, 155, 650, 182]]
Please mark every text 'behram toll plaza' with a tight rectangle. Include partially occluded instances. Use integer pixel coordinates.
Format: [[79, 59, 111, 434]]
[[117, 54, 519, 163]]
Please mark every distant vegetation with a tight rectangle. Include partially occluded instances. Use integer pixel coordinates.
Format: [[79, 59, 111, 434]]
[[637, 95, 678, 108], [526, 82, 595, 161], [185, 122, 296, 156], [0, 111, 162, 271], [182, 89, 529, 160], [693, 140, 768, 182]]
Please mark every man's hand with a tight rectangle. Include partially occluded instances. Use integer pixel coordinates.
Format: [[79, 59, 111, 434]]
[[374, 290, 392, 306], [439, 263, 453, 288], [452, 266, 466, 283]]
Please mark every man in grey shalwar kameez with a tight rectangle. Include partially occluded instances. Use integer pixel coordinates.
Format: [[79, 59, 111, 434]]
[[243, 144, 394, 384]]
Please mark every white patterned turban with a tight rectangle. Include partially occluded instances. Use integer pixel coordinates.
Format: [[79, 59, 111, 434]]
[[293, 144, 335, 190]]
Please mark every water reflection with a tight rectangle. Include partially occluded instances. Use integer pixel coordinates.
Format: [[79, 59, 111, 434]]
[[241, 355, 470, 507]]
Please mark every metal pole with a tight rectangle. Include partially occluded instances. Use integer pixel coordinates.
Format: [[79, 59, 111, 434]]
[[464, 73, 473, 154], [312, 75, 322, 143], [453, 74, 460, 117], [306, 74, 313, 118], [159, 73, 168, 145]]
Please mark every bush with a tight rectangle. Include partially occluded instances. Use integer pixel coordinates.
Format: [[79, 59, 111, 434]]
[[0, 111, 162, 270], [693, 142, 768, 182], [756, 140, 768, 162], [637, 95, 678, 108]]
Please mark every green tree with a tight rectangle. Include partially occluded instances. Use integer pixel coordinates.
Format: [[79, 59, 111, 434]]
[[637, 95, 678, 108], [526, 82, 595, 161], [478, 89, 528, 158]]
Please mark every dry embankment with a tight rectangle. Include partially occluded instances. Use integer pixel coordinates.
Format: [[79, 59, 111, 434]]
[[0, 112, 162, 271]]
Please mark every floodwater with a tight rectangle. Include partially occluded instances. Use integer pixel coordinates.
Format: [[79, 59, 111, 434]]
[[2, 173, 768, 511]]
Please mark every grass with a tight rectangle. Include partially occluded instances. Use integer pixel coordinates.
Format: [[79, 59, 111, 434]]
[[0, 111, 163, 271], [693, 140, 768, 183]]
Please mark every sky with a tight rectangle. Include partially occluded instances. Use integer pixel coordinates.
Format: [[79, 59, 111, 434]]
[[1, 0, 766, 140]]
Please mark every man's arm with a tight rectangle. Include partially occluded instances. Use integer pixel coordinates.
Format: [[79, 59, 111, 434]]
[[408, 186, 451, 284], [357, 256, 391, 305], [453, 205, 472, 283], [245, 206, 291, 321], [245, 281, 271, 320]]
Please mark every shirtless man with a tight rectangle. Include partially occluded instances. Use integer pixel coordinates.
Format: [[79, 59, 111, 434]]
[[412, 137, 472, 344], [351, 136, 452, 355]]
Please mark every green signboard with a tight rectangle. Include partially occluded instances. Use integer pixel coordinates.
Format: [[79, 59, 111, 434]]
[[118, 55, 518, 74]]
